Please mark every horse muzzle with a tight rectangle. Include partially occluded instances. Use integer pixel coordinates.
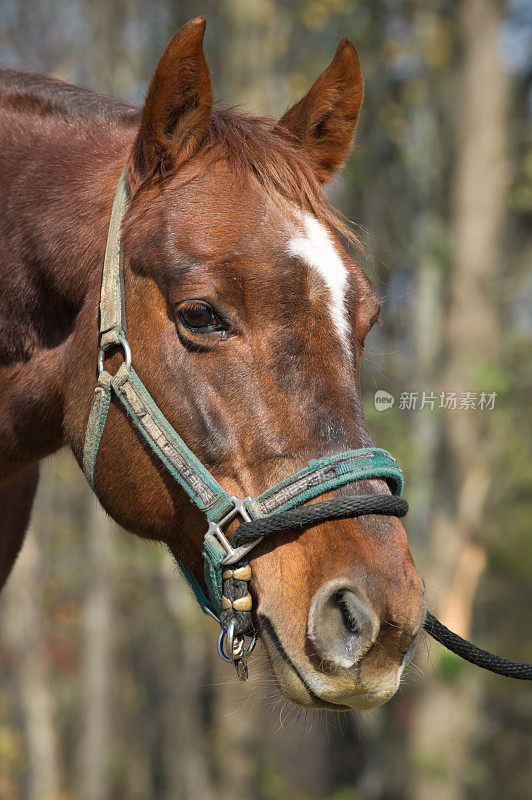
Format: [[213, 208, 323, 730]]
[[259, 616, 413, 710], [258, 573, 424, 710]]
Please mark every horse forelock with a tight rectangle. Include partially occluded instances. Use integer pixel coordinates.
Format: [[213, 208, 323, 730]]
[[165, 107, 362, 255]]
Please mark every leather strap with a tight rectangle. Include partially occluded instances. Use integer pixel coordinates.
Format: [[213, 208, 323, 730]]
[[99, 171, 128, 349]]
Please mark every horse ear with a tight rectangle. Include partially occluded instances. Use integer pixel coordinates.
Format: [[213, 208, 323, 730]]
[[133, 17, 212, 179], [276, 39, 363, 183]]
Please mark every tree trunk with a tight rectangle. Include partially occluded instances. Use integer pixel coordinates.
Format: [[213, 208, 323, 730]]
[[1, 471, 62, 800], [410, 1, 510, 798], [159, 555, 214, 800], [220, 0, 291, 115], [78, 499, 114, 800]]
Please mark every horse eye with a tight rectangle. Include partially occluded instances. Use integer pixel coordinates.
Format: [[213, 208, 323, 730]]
[[178, 301, 219, 331]]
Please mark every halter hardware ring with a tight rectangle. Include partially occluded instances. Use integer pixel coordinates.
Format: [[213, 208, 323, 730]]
[[98, 335, 132, 375], [217, 628, 232, 663], [204, 495, 266, 566], [217, 621, 257, 680]]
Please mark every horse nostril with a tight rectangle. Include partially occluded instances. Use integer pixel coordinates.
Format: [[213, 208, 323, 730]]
[[332, 590, 360, 637], [308, 581, 380, 669]]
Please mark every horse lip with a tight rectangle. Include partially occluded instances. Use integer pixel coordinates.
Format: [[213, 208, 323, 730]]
[[259, 615, 351, 710]]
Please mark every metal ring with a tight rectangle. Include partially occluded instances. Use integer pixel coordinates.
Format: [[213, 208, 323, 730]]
[[225, 619, 236, 659], [98, 335, 132, 375], [217, 629, 232, 663], [217, 622, 256, 665], [220, 537, 265, 565], [245, 630, 258, 655], [235, 659, 248, 681], [232, 637, 245, 659]]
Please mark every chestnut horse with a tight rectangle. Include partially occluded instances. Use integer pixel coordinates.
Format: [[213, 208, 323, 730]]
[[0, 18, 424, 709]]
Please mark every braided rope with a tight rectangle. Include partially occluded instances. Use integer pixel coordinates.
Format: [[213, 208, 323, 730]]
[[222, 494, 531, 681], [233, 494, 409, 546], [423, 611, 532, 680]]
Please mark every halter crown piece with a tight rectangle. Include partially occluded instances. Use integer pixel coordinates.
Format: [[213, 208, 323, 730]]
[[83, 170, 532, 682]]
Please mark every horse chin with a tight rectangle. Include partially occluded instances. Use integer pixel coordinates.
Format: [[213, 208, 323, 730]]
[[259, 617, 402, 711]]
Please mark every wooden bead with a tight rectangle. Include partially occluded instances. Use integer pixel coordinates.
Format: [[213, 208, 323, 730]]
[[232, 565, 252, 581], [232, 594, 252, 612]]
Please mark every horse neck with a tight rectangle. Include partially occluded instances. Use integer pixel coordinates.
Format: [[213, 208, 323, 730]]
[[0, 114, 136, 352], [0, 100, 136, 475]]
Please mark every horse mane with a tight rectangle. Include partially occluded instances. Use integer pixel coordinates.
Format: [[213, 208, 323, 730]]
[[0, 69, 139, 124], [198, 108, 360, 249], [0, 70, 359, 248]]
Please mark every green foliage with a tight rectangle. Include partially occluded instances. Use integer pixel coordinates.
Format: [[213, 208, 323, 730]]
[[434, 652, 468, 684], [327, 787, 361, 800], [510, 148, 532, 214]]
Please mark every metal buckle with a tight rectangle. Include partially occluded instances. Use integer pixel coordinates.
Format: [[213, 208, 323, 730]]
[[204, 495, 264, 566], [98, 334, 132, 375]]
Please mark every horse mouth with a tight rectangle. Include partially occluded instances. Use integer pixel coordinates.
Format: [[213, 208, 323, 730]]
[[258, 615, 407, 710], [259, 616, 351, 710]]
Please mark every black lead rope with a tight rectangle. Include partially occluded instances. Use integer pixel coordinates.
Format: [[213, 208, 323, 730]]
[[222, 494, 532, 681], [234, 495, 409, 543], [423, 612, 532, 680]]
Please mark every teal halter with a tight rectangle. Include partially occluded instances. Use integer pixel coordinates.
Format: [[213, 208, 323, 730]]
[[83, 171, 404, 670]]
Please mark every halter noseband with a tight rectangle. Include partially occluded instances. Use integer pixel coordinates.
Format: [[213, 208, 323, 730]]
[[83, 170, 532, 683]]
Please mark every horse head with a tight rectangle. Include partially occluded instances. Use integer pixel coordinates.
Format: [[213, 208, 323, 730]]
[[66, 18, 424, 709]]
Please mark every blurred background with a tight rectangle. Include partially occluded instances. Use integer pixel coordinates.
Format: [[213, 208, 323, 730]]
[[0, 0, 530, 798]]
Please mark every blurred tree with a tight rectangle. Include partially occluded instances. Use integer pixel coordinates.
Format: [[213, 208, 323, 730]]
[[158, 556, 214, 800], [1, 473, 63, 800], [409, 2, 511, 799], [78, 500, 114, 800]]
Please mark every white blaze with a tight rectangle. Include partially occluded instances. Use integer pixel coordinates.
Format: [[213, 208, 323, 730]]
[[287, 213, 351, 356]]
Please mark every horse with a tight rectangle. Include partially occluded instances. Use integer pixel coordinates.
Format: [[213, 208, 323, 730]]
[[0, 17, 424, 710]]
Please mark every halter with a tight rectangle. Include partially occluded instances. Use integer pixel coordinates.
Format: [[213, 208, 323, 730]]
[[82, 171, 404, 677], [83, 170, 532, 683]]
